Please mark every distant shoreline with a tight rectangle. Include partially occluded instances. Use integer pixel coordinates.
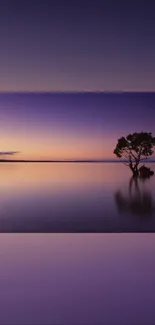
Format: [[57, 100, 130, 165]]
[[0, 160, 155, 163], [0, 91, 155, 94]]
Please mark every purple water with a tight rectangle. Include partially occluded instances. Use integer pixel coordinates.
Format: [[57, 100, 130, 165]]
[[0, 163, 155, 232], [0, 234, 154, 324]]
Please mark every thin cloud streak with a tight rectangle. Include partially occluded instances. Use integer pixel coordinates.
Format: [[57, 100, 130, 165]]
[[0, 151, 20, 156]]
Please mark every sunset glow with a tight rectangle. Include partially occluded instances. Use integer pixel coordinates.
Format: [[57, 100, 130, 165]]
[[0, 93, 155, 160]]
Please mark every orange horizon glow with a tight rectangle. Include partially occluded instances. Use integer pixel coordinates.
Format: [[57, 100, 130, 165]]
[[0, 133, 116, 160], [1, 93, 154, 161]]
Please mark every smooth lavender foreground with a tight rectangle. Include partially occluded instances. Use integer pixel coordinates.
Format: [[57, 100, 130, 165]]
[[0, 234, 155, 324]]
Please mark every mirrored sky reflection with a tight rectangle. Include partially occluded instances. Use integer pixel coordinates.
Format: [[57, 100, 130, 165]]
[[0, 234, 155, 325], [0, 163, 155, 232], [0, 92, 155, 160]]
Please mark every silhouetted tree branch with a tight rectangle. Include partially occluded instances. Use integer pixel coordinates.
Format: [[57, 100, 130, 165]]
[[113, 132, 155, 177]]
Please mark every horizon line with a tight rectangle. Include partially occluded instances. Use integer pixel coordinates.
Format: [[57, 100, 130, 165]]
[[1, 159, 155, 163], [0, 91, 155, 94]]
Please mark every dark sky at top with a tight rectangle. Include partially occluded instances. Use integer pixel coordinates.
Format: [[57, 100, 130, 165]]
[[0, 0, 155, 91]]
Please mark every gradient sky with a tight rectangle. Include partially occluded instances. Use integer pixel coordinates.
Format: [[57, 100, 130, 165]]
[[0, 1, 155, 92], [0, 92, 155, 160]]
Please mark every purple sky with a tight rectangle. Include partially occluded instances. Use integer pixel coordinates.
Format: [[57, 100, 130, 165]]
[[0, 92, 155, 160], [0, 1, 155, 91]]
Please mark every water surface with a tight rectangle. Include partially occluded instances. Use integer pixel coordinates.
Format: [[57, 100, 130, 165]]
[[0, 162, 155, 232], [0, 234, 155, 324]]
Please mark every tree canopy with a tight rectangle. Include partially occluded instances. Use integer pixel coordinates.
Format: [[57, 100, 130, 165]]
[[113, 132, 155, 176]]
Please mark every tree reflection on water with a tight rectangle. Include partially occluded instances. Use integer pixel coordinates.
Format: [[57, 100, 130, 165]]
[[115, 176, 155, 217]]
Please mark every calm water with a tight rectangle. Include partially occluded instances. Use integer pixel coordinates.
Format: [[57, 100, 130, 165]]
[[0, 162, 155, 232], [0, 234, 155, 325]]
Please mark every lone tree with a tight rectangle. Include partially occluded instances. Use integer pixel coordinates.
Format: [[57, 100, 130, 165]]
[[113, 132, 155, 177]]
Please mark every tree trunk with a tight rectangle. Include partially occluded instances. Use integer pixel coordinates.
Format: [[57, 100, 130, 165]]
[[129, 164, 139, 177], [133, 170, 139, 177]]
